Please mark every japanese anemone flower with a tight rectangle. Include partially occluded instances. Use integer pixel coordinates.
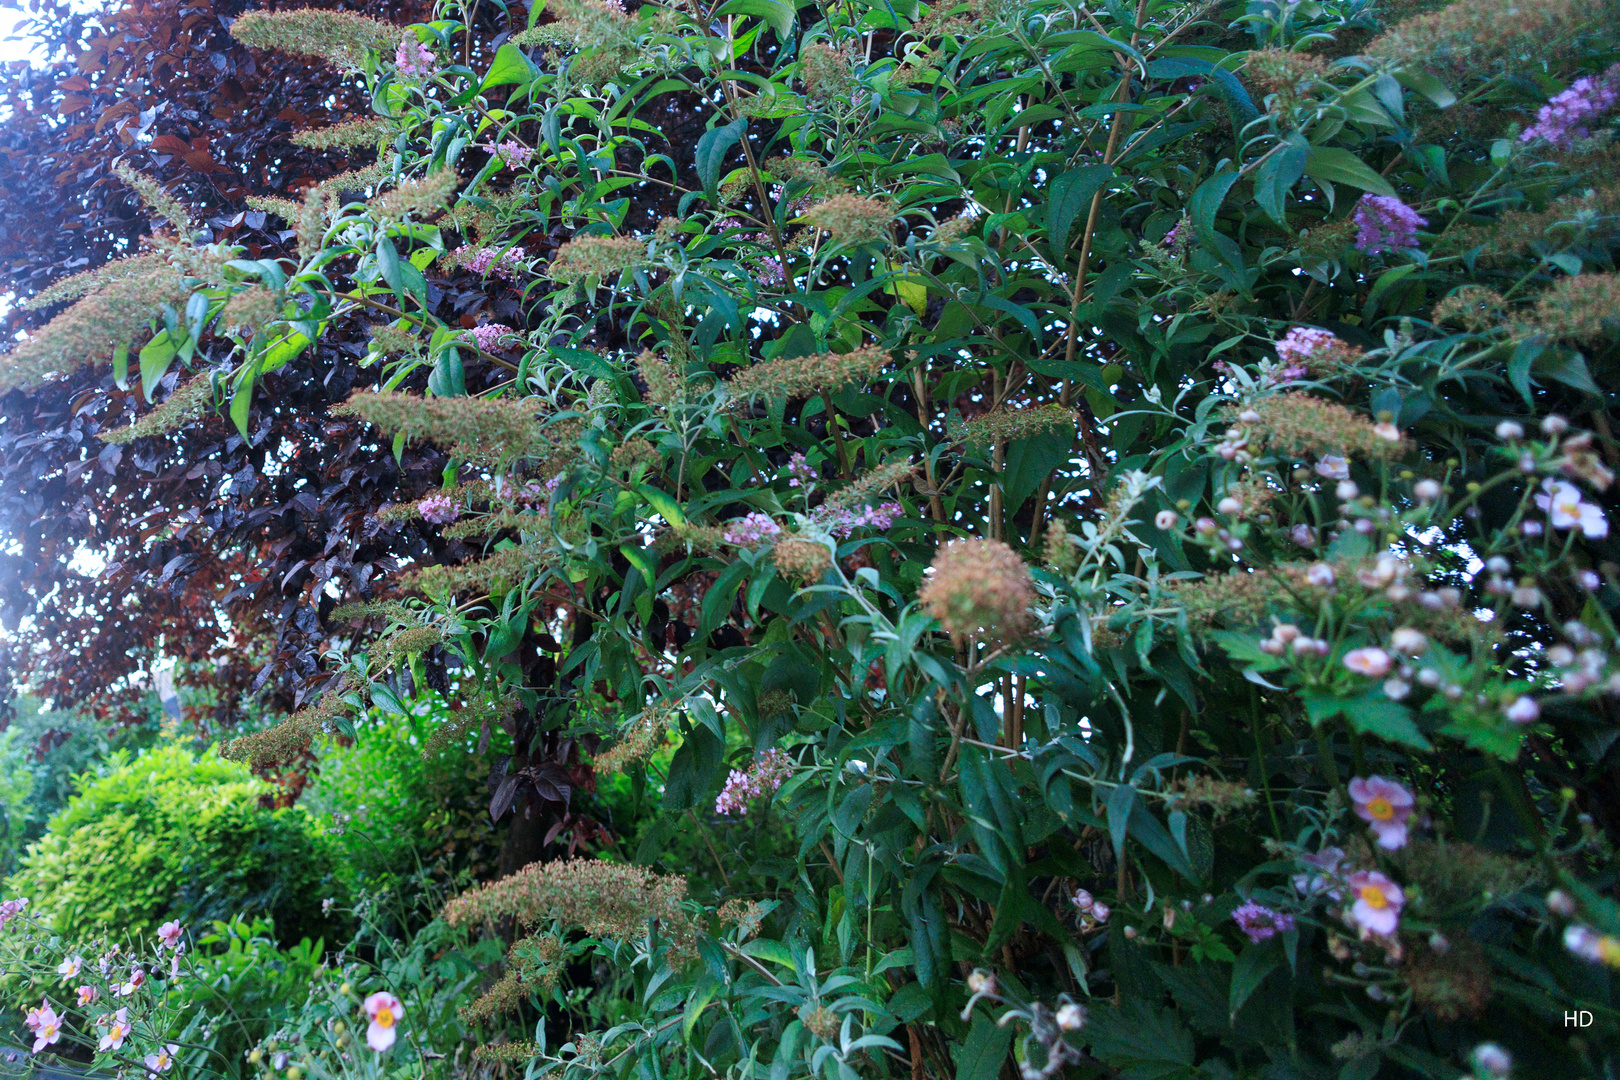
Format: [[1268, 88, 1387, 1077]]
[[364, 991, 403, 1051]]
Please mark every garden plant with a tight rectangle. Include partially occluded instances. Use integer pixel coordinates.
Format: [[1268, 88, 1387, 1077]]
[[0, 0, 1618, 1077]]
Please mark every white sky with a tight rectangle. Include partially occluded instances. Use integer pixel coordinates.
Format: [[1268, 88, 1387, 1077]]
[[0, 11, 49, 63]]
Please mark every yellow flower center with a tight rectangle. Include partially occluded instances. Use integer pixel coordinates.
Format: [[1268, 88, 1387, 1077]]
[[1367, 797, 1394, 821], [375, 1006, 396, 1029], [1358, 884, 1388, 909], [1599, 937, 1620, 968]]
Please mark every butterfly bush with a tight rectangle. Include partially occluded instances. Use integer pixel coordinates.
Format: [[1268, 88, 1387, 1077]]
[[1351, 193, 1428, 253], [9, 0, 1620, 1076]]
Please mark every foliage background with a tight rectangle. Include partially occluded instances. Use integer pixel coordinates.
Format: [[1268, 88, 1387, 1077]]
[[0, 0, 1619, 1078]]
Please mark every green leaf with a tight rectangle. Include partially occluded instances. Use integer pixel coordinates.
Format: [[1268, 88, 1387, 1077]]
[[715, 0, 795, 36], [954, 1012, 1012, 1080], [1084, 1000, 1197, 1080], [696, 118, 748, 201], [1229, 943, 1280, 1020], [230, 362, 258, 439], [1254, 136, 1308, 225], [683, 977, 719, 1040], [662, 724, 725, 810], [1046, 163, 1113, 250], [376, 237, 406, 304], [1303, 146, 1397, 197], [112, 342, 130, 391], [1106, 783, 1135, 864], [620, 542, 657, 593], [261, 331, 311, 372], [1127, 801, 1204, 883], [428, 347, 466, 397], [740, 938, 797, 968], [1188, 168, 1239, 249], [139, 330, 179, 403], [1345, 693, 1431, 750], [1394, 67, 1456, 108], [1536, 351, 1601, 398], [636, 484, 686, 527], [480, 42, 536, 90]]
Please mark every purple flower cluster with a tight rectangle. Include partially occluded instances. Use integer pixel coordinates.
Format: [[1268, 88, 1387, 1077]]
[[723, 512, 784, 546], [711, 218, 787, 286], [1274, 326, 1339, 378], [1521, 65, 1620, 148], [467, 323, 518, 352], [785, 453, 818, 488], [817, 501, 904, 538], [459, 245, 527, 280], [1162, 219, 1190, 253], [756, 256, 787, 287], [395, 35, 435, 78], [1231, 901, 1295, 944], [418, 494, 461, 524], [1352, 194, 1426, 255], [498, 140, 535, 166], [715, 749, 794, 815]]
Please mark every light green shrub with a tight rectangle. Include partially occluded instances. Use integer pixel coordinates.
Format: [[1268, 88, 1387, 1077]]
[[9, 745, 344, 946]]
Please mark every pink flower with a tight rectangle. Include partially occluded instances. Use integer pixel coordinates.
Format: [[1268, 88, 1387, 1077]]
[[497, 140, 534, 166], [364, 991, 403, 1051], [457, 244, 527, 280], [1504, 695, 1540, 724], [117, 967, 145, 997], [1274, 326, 1341, 376], [814, 501, 905, 538], [77, 985, 98, 1007], [99, 1008, 131, 1052], [715, 749, 794, 815], [0, 897, 29, 929], [31, 1003, 60, 1054], [56, 955, 82, 978], [1293, 846, 1346, 897], [1351, 194, 1426, 254], [1345, 870, 1404, 936], [1536, 479, 1608, 538], [1521, 65, 1620, 147], [418, 494, 461, 524], [145, 1044, 180, 1074], [467, 323, 518, 352], [759, 257, 787, 287], [394, 35, 436, 78], [157, 920, 184, 949], [1349, 775, 1414, 849], [723, 512, 783, 547], [1343, 647, 1392, 678], [1231, 901, 1295, 943], [1315, 455, 1349, 480], [785, 453, 817, 487]]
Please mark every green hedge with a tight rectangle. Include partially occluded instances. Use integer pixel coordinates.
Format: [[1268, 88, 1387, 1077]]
[[9, 745, 343, 946]]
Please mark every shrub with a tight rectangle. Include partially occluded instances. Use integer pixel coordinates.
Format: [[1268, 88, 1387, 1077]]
[[9, 746, 343, 946], [302, 705, 504, 903], [7, 0, 1620, 1077]]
